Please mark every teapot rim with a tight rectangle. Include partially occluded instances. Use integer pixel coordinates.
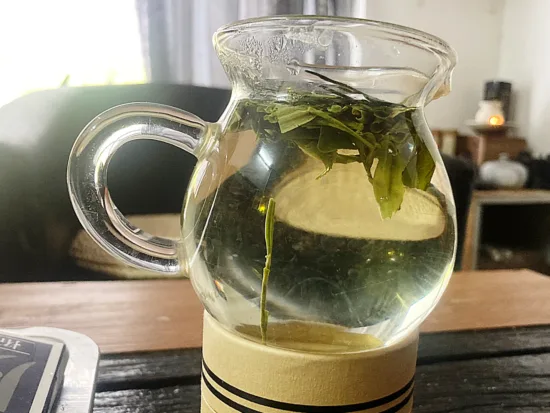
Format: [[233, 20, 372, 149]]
[[214, 15, 457, 71]]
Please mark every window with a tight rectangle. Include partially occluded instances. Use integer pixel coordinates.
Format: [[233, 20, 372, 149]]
[[0, 0, 146, 107]]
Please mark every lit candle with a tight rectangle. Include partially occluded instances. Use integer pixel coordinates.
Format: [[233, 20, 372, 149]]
[[489, 115, 504, 126]]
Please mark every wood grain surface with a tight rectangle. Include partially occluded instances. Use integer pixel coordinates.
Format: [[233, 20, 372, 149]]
[[95, 326, 550, 391], [0, 279, 204, 353], [422, 269, 550, 333], [93, 355, 550, 413], [470, 189, 550, 204], [1, 269, 549, 354], [93, 326, 550, 412], [464, 135, 527, 165]]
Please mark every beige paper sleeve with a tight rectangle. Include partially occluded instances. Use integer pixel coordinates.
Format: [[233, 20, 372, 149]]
[[201, 311, 417, 413]]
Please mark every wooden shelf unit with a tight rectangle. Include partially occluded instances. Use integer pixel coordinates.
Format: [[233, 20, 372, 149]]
[[462, 189, 550, 270]]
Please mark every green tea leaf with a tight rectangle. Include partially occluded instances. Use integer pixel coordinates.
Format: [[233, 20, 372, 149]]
[[280, 127, 319, 141], [415, 139, 435, 190], [351, 106, 367, 122], [374, 107, 393, 119], [260, 197, 276, 343], [269, 105, 316, 133], [357, 142, 376, 182], [327, 104, 347, 114], [405, 112, 435, 190], [318, 126, 356, 153], [305, 69, 392, 106], [297, 140, 335, 178], [371, 119, 386, 134], [373, 140, 408, 219], [343, 120, 365, 132], [306, 69, 365, 96], [334, 153, 362, 164], [226, 71, 435, 221], [306, 107, 374, 150], [402, 153, 419, 188]]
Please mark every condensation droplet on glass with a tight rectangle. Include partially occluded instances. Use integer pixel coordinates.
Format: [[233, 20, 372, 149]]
[[392, 45, 401, 56], [317, 30, 333, 47], [286, 67, 299, 76], [286, 58, 301, 76], [272, 36, 284, 54]]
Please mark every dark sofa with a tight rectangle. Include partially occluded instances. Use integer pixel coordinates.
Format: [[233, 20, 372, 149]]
[[0, 84, 474, 281]]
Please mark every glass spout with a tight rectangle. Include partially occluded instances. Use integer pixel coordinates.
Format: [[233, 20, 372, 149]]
[[432, 70, 453, 101]]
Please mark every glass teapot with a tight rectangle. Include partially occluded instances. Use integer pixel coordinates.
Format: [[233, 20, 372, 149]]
[[68, 16, 457, 350]]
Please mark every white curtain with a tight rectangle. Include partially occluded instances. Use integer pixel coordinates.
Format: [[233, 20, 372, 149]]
[[135, 0, 368, 88]]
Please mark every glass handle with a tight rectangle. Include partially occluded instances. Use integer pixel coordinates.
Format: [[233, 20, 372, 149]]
[[67, 103, 212, 275]]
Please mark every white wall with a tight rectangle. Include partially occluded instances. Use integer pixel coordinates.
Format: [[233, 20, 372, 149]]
[[367, 0, 504, 130], [498, 0, 550, 154]]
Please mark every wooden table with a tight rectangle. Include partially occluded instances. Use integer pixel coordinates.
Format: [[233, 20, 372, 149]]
[[2, 270, 550, 412]]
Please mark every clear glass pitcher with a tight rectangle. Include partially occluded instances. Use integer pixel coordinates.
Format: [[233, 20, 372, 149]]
[[67, 16, 457, 349]]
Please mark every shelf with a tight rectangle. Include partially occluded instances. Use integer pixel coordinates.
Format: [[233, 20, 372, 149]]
[[462, 190, 550, 270], [472, 189, 550, 205], [477, 247, 550, 275]]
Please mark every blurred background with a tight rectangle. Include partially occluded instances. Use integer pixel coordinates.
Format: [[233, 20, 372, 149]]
[[1, 0, 549, 282]]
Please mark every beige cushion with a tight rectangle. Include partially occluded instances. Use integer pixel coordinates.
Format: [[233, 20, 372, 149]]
[[70, 214, 181, 279]]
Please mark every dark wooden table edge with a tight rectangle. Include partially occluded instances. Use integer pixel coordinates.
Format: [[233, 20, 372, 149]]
[[94, 325, 550, 412], [97, 324, 550, 390]]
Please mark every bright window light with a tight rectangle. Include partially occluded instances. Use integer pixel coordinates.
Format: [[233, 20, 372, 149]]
[[0, 0, 146, 108]]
